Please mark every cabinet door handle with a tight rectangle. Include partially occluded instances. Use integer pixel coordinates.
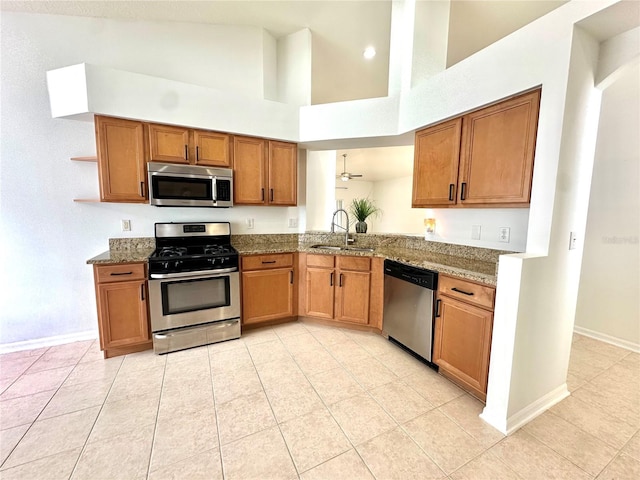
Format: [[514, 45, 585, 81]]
[[196, 146, 199, 163], [449, 184, 455, 201], [339, 273, 344, 287], [110, 271, 133, 276], [261, 260, 276, 264], [435, 298, 441, 317], [184, 145, 189, 161], [290, 270, 294, 284], [139, 182, 144, 197], [270, 189, 274, 202], [261, 188, 265, 201], [140, 284, 145, 301], [330, 272, 334, 286], [451, 287, 474, 296], [460, 182, 467, 201]]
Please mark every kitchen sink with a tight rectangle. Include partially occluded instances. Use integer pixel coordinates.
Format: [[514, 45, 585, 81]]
[[310, 244, 375, 252]]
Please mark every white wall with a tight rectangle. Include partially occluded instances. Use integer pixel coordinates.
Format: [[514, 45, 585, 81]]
[[0, 12, 300, 346], [411, 0, 450, 86], [305, 151, 337, 231], [372, 176, 422, 234], [575, 62, 640, 349], [446, 0, 567, 67], [277, 29, 312, 106]]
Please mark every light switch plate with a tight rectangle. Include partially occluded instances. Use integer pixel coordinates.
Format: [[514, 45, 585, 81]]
[[121, 219, 131, 232], [288, 218, 298, 228], [472, 225, 481, 240], [246, 218, 254, 229]]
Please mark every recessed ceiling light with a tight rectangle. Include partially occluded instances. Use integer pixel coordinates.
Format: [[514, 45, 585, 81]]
[[363, 47, 376, 59]]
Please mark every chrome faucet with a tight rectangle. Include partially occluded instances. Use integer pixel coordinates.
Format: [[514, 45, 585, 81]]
[[331, 209, 351, 246]]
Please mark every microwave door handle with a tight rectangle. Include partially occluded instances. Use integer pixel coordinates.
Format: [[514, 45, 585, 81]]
[[150, 172, 207, 180], [212, 178, 217, 202]]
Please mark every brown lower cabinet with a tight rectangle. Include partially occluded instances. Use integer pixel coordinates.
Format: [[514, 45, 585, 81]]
[[433, 275, 495, 401], [241, 253, 297, 326], [93, 263, 152, 358], [299, 253, 383, 330]]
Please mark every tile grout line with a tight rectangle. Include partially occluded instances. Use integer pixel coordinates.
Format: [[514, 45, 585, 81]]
[[207, 342, 227, 480], [143, 354, 168, 480], [287, 326, 388, 479], [66, 342, 125, 479], [245, 327, 303, 479], [0, 343, 96, 473]]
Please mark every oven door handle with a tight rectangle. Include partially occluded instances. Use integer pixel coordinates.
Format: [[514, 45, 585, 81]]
[[150, 267, 238, 279]]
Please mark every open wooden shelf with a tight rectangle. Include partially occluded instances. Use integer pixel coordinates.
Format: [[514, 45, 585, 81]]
[[70, 156, 97, 162]]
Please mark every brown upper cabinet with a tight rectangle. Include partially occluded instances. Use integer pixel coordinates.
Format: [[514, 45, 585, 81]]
[[95, 115, 147, 203], [412, 88, 541, 208], [233, 136, 297, 206], [148, 124, 231, 168]]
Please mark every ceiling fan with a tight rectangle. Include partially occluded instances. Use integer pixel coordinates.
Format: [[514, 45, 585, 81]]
[[337, 154, 363, 182]]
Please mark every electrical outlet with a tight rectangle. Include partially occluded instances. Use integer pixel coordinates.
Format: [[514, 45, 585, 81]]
[[246, 218, 254, 229], [288, 218, 298, 228], [499, 227, 510, 243], [471, 225, 481, 240], [569, 231, 577, 250], [121, 219, 131, 232]]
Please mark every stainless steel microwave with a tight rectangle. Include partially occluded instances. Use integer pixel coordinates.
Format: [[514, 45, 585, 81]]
[[148, 162, 233, 207]]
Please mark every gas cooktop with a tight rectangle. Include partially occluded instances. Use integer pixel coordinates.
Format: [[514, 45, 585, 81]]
[[148, 222, 239, 277]]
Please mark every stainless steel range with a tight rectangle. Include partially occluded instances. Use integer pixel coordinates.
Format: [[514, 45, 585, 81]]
[[148, 222, 240, 354]]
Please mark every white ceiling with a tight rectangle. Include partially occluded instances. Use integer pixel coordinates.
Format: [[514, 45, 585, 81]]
[[2, 1, 574, 105], [0, 0, 392, 105]]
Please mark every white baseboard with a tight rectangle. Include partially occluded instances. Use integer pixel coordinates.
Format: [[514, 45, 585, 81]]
[[506, 384, 569, 435], [480, 383, 570, 435], [573, 326, 640, 353], [0, 331, 98, 354]]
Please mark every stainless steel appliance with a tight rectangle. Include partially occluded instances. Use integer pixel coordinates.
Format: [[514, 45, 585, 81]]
[[148, 222, 240, 354], [148, 162, 233, 207], [383, 259, 438, 363]]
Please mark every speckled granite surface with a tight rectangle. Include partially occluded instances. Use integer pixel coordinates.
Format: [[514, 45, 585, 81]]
[[87, 233, 507, 285], [232, 234, 299, 255], [87, 248, 155, 265], [87, 238, 155, 265]]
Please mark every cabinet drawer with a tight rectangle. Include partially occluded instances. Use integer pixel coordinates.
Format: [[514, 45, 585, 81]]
[[242, 253, 294, 271], [306, 254, 335, 268], [337, 256, 371, 272], [95, 263, 146, 283], [438, 275, 495, 310]]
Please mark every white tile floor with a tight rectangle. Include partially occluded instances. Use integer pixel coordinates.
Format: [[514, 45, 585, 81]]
[[0, 323, 638, 479]]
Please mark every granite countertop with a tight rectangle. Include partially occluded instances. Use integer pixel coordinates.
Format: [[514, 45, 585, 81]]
[[86, 235, 500, 286], [87, 247, 155, 265], [234, 242, 300, 256], [239, 241, 498, 285], [297, 243, 498, 286]]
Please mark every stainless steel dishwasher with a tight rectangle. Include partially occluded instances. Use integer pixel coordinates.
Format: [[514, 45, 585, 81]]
[[383, 259, 438, 363]]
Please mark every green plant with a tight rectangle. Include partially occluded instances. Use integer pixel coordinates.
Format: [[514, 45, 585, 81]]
[[349, 197, 381, 222]]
